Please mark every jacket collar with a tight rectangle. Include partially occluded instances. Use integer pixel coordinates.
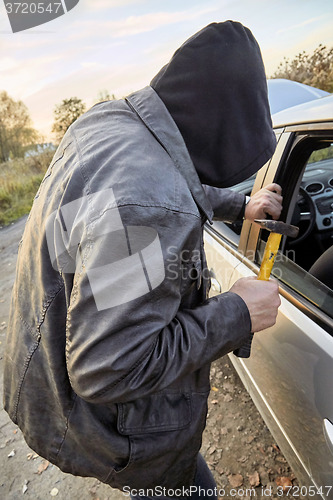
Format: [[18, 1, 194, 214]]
[[126, 86, 213, 223]]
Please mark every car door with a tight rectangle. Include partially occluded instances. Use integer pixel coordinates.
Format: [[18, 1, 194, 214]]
[[204, 126, 333, 498]]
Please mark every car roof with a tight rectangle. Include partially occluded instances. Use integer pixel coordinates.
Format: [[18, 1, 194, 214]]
[[272, 93, 333, 129], [267, 78, 329, 115]]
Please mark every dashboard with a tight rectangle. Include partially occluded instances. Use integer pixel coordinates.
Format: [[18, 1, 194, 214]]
[[301, 158, 333, 232]]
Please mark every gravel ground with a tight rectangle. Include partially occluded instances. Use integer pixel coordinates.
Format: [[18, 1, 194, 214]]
[[0, 216, 298, 500]]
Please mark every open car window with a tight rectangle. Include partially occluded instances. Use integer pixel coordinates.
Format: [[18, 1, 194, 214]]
[[256, 139, 333, 321]]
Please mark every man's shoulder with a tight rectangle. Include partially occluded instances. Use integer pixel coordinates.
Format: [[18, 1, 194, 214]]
[[66, 100, 200, 219]]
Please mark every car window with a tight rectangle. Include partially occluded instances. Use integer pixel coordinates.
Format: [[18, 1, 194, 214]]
[[256, 140, 333, 320]]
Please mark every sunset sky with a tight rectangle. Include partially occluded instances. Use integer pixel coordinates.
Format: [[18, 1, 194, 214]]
[[1, 0, 333, 140]]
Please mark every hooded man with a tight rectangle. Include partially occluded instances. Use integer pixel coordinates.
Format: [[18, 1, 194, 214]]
[[4, 21, 282, 497]]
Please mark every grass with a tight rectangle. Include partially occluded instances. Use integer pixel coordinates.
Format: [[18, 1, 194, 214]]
[[0, 151, 54, 227]]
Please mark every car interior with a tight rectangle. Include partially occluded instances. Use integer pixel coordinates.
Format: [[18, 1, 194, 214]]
[[283, 141, 333, 279]]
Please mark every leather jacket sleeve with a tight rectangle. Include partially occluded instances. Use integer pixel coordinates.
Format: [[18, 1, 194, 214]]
[[203, 185, 246, 222], [65, 203, 252, 405]]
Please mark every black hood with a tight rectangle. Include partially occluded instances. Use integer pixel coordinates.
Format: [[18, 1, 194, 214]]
[[151, 21, 276, 188]]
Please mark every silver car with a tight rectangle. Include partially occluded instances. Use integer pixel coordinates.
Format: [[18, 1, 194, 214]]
[[204, 93, 333, 498]]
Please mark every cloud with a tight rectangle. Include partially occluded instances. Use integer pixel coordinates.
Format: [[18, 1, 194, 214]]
[[0, 52, 66, 101], [67, 4, 220, 42], [107, 12, 184, 37], [80, 61, 101, 68], [89, 0, 145, 11], [109, 6, 220, 37], [276, 15, 326, 35], [0, 57, 18, 71]]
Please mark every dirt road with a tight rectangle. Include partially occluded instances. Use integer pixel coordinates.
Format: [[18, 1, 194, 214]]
[[0, 217, 297, 499]]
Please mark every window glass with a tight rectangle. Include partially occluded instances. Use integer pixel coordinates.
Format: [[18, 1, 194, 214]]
[[257, 240, 333, 318]]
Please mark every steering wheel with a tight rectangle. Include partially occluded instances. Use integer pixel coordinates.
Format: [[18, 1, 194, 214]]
[[288, 186, 316, 246]]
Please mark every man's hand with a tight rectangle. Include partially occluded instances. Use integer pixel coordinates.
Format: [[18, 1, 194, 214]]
[[245, 183, 283, 221], [229, 277, 281, 332]]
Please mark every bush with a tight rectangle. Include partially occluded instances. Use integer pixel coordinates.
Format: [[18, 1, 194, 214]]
[[0, 151, 52, 226], [271, 44, 333, 93]]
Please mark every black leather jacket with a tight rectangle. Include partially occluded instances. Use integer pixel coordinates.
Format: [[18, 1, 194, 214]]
[[3, 86, 251, 490]]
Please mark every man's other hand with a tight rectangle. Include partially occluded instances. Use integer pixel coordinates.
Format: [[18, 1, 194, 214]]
[[229, 277, 281, 333]]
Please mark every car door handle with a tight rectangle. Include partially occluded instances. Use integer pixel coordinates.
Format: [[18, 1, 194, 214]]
[[209, 268, 222, 293], [323, 419, 333, 454]]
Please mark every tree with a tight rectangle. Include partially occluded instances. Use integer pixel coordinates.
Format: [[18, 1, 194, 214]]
[[0, 91, 38, 162], [52, 97, 86, 143], [271, 44, 333, 93], [95, 90, 116, 103]]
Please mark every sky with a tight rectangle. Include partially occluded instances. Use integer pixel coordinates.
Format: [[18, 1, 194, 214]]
[[1, 0, 333, 141]]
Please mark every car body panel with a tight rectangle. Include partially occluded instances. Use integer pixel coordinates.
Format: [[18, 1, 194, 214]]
[[230, 261, 333, 491], [273, 94, 333, 128]]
